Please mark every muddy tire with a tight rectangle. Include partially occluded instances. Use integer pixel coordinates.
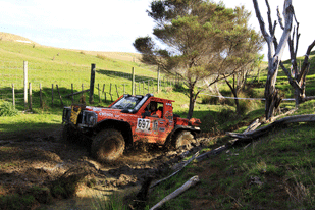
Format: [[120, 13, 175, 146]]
[[61, 124, 76, 143], [91, 128, 125, 162], [172, 131, 194, 149]]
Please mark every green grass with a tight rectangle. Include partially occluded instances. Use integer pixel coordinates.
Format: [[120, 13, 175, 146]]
[[0, 35, 162, 109], [144, 100, 315, 209], [3, 32, 315, 209]]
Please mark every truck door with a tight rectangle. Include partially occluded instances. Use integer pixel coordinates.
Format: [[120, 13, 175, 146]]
[[135, 101, 173, 144]]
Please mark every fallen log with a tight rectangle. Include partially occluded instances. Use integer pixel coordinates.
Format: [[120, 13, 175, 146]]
[[227, 114, 315, 140], [149, 175, 200, 210], [244, 118, 261, 133], [196, 144, 229, 162], [150, 151, 199, 189]]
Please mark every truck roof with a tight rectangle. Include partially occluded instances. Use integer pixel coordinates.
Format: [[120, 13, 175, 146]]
[[108, 94, 175, 108], [149, 96, 175, 103]]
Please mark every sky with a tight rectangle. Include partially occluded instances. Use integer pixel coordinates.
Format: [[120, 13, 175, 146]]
[[0, 0, 314, 61]]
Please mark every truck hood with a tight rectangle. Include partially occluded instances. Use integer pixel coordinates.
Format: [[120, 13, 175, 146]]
[[85, 106, 123, 114]]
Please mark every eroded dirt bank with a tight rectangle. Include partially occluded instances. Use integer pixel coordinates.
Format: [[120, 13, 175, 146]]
[[0, 126, 212, 209]]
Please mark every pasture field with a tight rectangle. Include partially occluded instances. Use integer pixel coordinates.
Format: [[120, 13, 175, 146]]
[[0, 34, 216, 135], [2, 32, 315, 135]]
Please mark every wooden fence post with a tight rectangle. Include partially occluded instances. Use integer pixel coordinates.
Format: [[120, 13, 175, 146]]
[[102, 84, 106, 103], [12, 84, 15, 107], [23, 61, 28, 110], [82, 84, 84, 96], [132, 67, 135, 95], [52, 84, 54, 107], [110, 83, 113, 102], [143, 82, 145, 95], [56, 84, 63, 106], [71, 84, 74, 103], [115, 85, 119, 98], [89, 63, 96, 104], [40, 83, 43, 108], [29, 83, 32, 111], [98, 84, 101, 103], [148, 80, 150, 93]]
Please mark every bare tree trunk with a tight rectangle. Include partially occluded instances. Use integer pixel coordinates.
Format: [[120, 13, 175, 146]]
[[187, 89, 196, 119], [257, 66, 261, 83], [225, 71, 249, 115], [253, 0, 294, 120], [264, 63, 282, 118], [280, 40, 315, 107]]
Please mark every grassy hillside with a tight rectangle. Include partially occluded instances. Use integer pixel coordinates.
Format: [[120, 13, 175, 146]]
[[0, 33, 220, 133], [2, 33, 315, 209], [1, 32, 315, 135], [143, 101, 315, 209]]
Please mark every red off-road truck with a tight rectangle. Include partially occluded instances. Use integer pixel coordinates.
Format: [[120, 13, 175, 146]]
[[62, 94, 201, 162]]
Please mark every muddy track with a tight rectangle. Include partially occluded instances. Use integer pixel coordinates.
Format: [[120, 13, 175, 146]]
[[0, 126, 212, 208]]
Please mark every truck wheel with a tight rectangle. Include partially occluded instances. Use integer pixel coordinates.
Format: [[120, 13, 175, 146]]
[[91, 128, 125, 162], [172, 131, 194, 149], [61, 124, 76, 143]]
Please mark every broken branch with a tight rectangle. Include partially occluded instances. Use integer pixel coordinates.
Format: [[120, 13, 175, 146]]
[[150, 176, 200, 210]]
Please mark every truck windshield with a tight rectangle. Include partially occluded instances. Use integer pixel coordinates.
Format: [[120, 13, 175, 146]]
[[111, 96, 142, 110]]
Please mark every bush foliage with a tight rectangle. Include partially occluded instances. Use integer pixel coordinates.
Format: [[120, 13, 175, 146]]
[[0, 100, 19, 117]]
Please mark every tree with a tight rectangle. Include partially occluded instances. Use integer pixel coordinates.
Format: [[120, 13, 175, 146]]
[[254, 54, 265, 83], [278, 12, 315, 107], [134, 0, 263, 118], [252, 0, 294, 120], [224, 60, 255, 115]]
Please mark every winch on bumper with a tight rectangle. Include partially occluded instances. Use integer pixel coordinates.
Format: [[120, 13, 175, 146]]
[[62, 106, 98, 133]]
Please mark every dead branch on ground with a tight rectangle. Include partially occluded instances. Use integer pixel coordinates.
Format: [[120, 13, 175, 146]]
[[149, 175, 200, 210]]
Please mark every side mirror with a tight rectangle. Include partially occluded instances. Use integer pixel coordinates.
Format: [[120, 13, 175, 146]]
[[142, 111, 151, 117]]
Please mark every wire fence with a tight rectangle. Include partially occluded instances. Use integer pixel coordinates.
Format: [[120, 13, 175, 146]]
[[0, 60, 181, 110]]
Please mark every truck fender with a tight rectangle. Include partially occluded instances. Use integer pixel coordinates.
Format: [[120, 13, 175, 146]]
[[166, 125, 201, 143]]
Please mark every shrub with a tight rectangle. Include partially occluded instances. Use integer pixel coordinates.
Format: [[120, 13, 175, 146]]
[[238, 96, 263, 115], [201, 106, 236, 135], [0, 194, 36, 210], [201, 95, 219, 105], [306, 87, 315, 96], [217, 106, 237, 123], [0, 100, 19, 117]]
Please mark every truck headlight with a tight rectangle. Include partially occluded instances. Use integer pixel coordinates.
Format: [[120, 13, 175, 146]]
[[82, 111, 97, 126], [89, 115, 96, 124]]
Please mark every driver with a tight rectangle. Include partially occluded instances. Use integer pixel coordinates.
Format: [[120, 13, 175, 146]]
[[150, 102, 162, 118]]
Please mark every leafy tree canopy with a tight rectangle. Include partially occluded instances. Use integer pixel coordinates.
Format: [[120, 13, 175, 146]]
[[134, 0, 264, 118]]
